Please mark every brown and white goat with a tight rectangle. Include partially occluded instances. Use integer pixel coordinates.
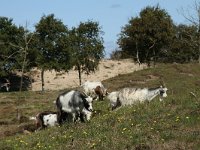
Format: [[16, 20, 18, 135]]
[[81, 81, 108, 100], [30, 111, 58, 130]]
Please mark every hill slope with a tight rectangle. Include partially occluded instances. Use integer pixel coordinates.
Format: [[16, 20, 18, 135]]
[[0, 63, 200, 150], [30, 59, 146, 91]]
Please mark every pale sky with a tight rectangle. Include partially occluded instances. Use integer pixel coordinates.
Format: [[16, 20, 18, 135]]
[[0, 0, 196, 57]]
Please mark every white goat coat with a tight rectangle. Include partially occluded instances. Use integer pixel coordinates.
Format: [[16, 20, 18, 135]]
[[43, 114, 58, 127], [108, 86, 167, 110], [81, 81, 104, 95], [107, 91, 119, 108], [118, 87, 167, 106], [119, 88, 150, 105]]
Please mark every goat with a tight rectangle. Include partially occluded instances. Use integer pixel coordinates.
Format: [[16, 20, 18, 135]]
[[56, 90, 94, 124], [81, 81, 108, 100], [107, 86, 168, 110], [29, 111, 58, 130], [107, 91, 120, 110], [0, 78, 10, 92]]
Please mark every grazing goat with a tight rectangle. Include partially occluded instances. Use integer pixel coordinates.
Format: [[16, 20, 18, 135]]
[[56, 90, 93, 124], [0, 78, 10, 92], [108, 86, 168, 110], [30, 111, 58, 130], [81, 81, 108, 100], [107, 91, 120, 110]]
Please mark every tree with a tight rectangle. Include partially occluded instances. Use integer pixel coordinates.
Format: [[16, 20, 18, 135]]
[[0, 17, 25, 76], [167, 24, 198, 63], [180, 0, 200, 63], [118, 5, 175, 66], [0, 17, 39, 91], [69, 21, 104, 85], [35, 14, 71, 91], [18, 25, 35, 91]]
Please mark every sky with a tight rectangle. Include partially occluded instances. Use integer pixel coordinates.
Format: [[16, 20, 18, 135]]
[[0, 0, 196, 58]]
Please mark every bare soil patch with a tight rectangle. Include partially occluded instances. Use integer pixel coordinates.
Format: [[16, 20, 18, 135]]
[[30, 59, 146, 91]]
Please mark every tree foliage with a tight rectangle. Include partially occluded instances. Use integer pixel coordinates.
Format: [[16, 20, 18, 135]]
[[0, 17, 25, 76], [0, 14, 105, 91], [167, 24, 198, 63], [35, 14, 71, 71], [180, 0, 200, 63], [118, 6, 175, 65], [35, 14, 72, 91], [70, 21, 104, 85]]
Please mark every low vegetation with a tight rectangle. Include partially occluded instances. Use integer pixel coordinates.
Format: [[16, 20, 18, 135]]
[[0, 63, 200, 150]]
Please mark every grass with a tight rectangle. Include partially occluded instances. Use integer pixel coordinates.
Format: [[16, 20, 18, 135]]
[[0, 63, 200, 150]]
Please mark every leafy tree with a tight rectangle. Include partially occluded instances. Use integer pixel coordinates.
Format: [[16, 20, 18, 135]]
[[167, 24, 198, 63], [180, 0, 200, 63], [35, 14, 71, 91], [118, 5, 175, 66], [0, 17, 39, 91], [69, 21, 104, 85], [0, 17, 25, 76]]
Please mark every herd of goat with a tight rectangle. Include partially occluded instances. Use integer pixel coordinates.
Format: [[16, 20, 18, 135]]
[[29, 81, 168, 131], [0, 78, 168, 131]]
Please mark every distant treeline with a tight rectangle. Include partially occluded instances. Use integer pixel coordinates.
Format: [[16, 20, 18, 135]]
[[111, 5, 200, 66], [0, 14, 104, 90]]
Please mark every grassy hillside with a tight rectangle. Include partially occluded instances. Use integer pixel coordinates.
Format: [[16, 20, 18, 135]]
[[0, 63, 200, 150]]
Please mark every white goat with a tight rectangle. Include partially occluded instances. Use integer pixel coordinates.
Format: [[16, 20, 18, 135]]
[[107, 91, 120, 110], [107, 86, 168, 110], [81, 81, 108, 100], [56, 90, 93, 124]]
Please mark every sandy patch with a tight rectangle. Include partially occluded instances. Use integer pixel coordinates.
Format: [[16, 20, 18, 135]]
[[30, 59, 146, 91]]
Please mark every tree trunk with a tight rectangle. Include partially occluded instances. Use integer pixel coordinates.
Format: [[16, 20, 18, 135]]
[[198, 23, 200, 64], [20, 57, 25, 92], [198, 5, 200, 64], [77, 65, 82, 86], [136, 41, 141, 66], [153, 49, 156, 68], [20, 46, 28, 92], [198, 47, 200, 63], [41, 68, 45, 92]]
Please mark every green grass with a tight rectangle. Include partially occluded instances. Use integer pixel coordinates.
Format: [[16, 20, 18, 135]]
[[0, 63, 200, 150]]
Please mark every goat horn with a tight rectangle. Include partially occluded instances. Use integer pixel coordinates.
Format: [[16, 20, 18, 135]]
[[159, 80, 166, 88], [81, 91, 88, 97]]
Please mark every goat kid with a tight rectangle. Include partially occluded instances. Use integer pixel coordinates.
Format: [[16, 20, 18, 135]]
[[30, 111, 58, 130]]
